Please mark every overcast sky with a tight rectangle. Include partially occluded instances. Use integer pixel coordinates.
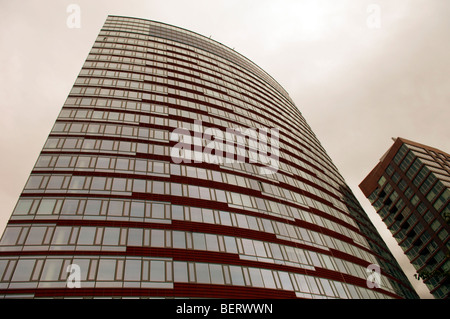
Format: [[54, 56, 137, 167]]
[[1, 0, 449, 299]]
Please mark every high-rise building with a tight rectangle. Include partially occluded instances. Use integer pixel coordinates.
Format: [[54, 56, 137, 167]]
[[360, 137, 450, 299], [0, 15, 418, 299]]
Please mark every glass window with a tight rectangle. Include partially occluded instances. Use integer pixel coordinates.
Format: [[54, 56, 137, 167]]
[[427, 183, 444, 203], [56, 156, 71, 168], [63, 139, 77, 149], [36, 199, 56, 215], [191, 207, 202, 222], [85, 199, 101, 215], [116, 158, 129, 170], [0, 227, 21, 245], [87, 124, 100, 134], [171, 183, 182, 196], [219, 211, 232, 226], [171, 205, 184, 220], [378, 176, 386, 187], [103, 228, 120, 245], [438, 229, 448, 241], [112, 178, 126, 191], [91, 177, 107, 190], [97, 259, 116, 281], [124, 259, 141, 281], [82, 139, 96, 150], [130, 201, 145, 217], [202, 209, 214, 224], [170, 164, 181, 175], [40, 259, 63, 281], [150, 260, 165, 282], [25, 175, 43, 189], [253, 241, 267, 257], [215, 189, 227, 202], [69, 176, 85, 190], [101, 140, 114, 151], [52, 227, 71, 245], [173, 231, 186, 249], [270, 243, 283, 260], [278, 272, 294, 291], [236, 214, 248, 228], [229, 265, 245, 286], [209, 264, 224, 284], [13, 199, 33, 215], [152, 181, 165, 194], [119, 141, 131, 152], [36, 156, 52, 168], [128, 228, 143, 246], [151, 203, 165, 219], [135, 160, 147, 172], [133, 179, 146, 193], [96, 157, 110, 169], [255, 197, 267, 210], [122, 126, 133, 137], [249, 268, 264, 287], [108, 200, 123, 216], [431, 220, 441, 231], [320, 278, 335, 297], [199, 187, 211, 200], [174, 261, 188, 282], [212, 170, 222, 182], [188, 185, 199, 198], [295, 274, 311, 293], [77, 227, 96, 245], [205, 234, 219, 251], [260, 269, 276, 289], [138, 127, 149, 138], [193, 233, 206, 250], [25, 227, 47, 245], [195, 263, 210, 284], [411, 195, 420, 206], [151, 229, 165, 247], [47, 176, 65, 189], [334, 281, 349, 298], [305, 276, 320, 294], [242, 239, 255, 255], [61, 199, 79, 215], [44, 138, 59, 149]]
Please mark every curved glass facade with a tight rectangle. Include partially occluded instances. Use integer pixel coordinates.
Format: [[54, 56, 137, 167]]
[[0, 16, 418, 299]]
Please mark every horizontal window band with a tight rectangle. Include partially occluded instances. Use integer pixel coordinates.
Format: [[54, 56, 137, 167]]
[[15, 187, 361, 248], [5, 218, 381, 270], [37, 133, 367, 229], [14, 189, 389, 264], [76, 63, 293, 132], [0, 247, 401, 298], [50, 107, 339, 208], [97, 28, 290, 105], [0, 283, 298, 299], [54, 119, 170, 132], [58, 94, 335, 187], [24, 168, 365, 239], [47, 134, 168, 146], [78, 63, 292, 129], [15, 188, 395, 269], [70, 72, 317, 164]]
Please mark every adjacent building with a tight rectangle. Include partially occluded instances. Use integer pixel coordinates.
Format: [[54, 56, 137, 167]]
[[360, 137, 450, 299], [0, 16, 418, 299]]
